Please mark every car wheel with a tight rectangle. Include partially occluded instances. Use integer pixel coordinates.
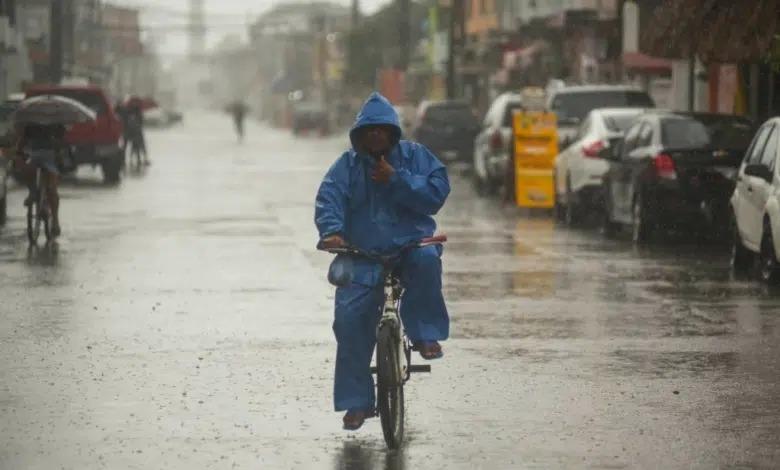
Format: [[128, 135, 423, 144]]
[[472, 172, 486, 196], [553, 174, 565, 221], [0, 195, 6, 226], [632, 193, 654, 244], [471, 155, 490, 196], [730, 213, 753, 276], [601, 195, 620, 238], [564, 178, 579, 227], [759, 221, 780, 285]]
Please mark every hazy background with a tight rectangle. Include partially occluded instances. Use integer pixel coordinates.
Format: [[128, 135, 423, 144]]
[[111, 0, 385, 62]]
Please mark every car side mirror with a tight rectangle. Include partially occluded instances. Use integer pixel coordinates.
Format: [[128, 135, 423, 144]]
[[744, 163, 773, 182]]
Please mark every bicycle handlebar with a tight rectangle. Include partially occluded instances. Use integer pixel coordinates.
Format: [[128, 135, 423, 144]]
[[318, 234, 447, 261]]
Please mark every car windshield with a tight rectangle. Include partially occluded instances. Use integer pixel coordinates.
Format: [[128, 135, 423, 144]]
[[661, 116, 755, 149], [603, 113, 641, 133], [424, 104, 477, 127], [28, 89, 108, 115], [552, 91, 654, 123]]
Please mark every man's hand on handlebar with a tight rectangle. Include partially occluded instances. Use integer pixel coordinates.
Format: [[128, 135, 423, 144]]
[[320, 234, 346, 249]]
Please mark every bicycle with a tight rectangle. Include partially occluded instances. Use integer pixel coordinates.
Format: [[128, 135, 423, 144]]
[[322, 234, 447, 449], [24, 156, 53, 245]]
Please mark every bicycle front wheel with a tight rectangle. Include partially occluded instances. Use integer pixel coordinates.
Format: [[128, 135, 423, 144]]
[[376, 323, 404, 449], [26, 196, 38, 245]]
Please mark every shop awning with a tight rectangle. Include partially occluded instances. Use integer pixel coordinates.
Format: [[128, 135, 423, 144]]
[[622, 51, 671, 74], [643, 0, 779, 63]]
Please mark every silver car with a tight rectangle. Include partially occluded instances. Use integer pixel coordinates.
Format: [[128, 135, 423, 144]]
[[472, 92, 524, 195], [553, 107, 646, 225], [548, 85, 655, 150]]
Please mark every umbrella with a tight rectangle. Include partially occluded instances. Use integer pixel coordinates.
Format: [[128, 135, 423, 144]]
[[13, 94, 96, 126], [124, 96, 158, 111]]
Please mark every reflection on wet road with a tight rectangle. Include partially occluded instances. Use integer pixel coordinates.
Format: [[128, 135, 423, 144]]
[[1, 113, 779, 469]]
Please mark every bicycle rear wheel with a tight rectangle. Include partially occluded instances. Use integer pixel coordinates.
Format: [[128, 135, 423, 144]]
[[376, 323, 404, 449], [26, 195, 38, 245], [40, 188, 51, 242]]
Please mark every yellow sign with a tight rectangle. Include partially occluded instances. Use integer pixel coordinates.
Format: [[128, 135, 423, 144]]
[[512, 111, 558, 209]]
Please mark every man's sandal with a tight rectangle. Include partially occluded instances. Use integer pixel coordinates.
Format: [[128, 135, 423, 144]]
[[412, 341, 444, 360], [342, 409, 374, 431]]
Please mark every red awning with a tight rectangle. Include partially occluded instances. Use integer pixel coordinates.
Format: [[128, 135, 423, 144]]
[[622, 52, 672, 74]]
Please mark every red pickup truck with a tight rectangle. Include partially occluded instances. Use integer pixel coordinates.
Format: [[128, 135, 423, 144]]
[[25, 85, 124, 183]]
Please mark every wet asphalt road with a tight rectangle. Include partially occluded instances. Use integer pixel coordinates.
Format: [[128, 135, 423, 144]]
[[1, 113, 780, 469]]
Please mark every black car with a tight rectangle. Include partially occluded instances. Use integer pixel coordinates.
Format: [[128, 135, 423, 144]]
[[602, 112, 755, 242], [413, 100, 479, 163], [292, 102, 328, 136]]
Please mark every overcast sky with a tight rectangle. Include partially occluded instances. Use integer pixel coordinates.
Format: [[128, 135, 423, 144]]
[[110, 0, 387, 60]]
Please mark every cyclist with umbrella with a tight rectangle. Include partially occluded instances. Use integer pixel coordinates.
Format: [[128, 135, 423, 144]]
[[11, 94, 95, 239]]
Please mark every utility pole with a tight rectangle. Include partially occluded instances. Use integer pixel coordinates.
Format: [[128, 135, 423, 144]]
[[351, 0, 360, 26], [188, 0, 206, 60], [446, 0, 462, 99], [347, 0, 360, 83], [50, 0, 64, 84], [398, 0, 410, 71]]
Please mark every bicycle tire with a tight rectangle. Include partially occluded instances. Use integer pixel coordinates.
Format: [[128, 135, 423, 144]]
[[41, 188, 51, 242], [26, 196, 37, 244], [376, 323, 404, 449]]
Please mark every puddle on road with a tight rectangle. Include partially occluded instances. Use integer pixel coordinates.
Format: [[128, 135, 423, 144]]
[[452, 312, 584, 339], [605, 350, 739, 379]]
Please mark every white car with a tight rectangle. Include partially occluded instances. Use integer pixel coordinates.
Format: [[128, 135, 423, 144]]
[[547, 85, 655, 149], [472, 92, 523, 195], [731, 117, 780, 283], [553, 107, 645, 225]]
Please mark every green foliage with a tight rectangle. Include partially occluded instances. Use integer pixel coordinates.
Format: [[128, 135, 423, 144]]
[[344, 1, 428, 87], [769, 34, 780, 73]]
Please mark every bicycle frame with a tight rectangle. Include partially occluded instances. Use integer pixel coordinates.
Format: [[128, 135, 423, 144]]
[[320, 234, 447, 380], [320, 235, 445, 448], [378, 269, 409, 383]]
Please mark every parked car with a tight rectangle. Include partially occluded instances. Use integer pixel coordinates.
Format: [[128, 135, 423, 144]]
[[730, 117, 780, 283], [292, 102, 328, 136], [144, 108, 183, 128], [547, 85, 655, 149], [25, 85, 124, 183], [393, 104, 416, 138], [553, 107, 646, 224], [472, 92, 524, 194], [413, 100, 479, 163], [0, 101, 19, 226], [601, 111, 755, 243]]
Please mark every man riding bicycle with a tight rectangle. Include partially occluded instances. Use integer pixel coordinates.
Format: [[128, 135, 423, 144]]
[[13, 123, 66, 237], [315, 92, 450, 430]]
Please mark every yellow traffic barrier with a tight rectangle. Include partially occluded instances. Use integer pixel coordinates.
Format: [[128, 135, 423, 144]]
[[512, 110, 558, 209]]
